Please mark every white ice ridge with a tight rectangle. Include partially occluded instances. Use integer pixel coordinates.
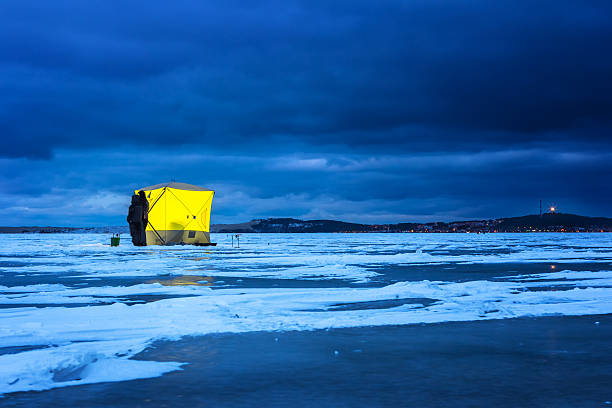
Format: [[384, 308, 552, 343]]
[[0, 283, 203, 305], [1, 269, 612, 395]]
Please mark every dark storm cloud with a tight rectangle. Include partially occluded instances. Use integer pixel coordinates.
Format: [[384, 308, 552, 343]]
[[1, 0, 611, 224], [2, 0, 612, 158]]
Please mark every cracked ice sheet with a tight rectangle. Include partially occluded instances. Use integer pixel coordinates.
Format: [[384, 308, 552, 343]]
[[2, 233, 612, 283], [1, 269, 612, 395], [2, 271, 612, 306]]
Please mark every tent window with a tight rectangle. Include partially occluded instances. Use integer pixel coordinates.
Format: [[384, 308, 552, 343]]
[[188, 231, 196, 238]]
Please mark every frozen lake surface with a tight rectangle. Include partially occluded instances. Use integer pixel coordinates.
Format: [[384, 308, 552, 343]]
[[1, 233, 611, 406]]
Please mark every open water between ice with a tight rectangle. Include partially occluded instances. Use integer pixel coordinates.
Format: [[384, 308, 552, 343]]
[[0, 233, 611, 405]]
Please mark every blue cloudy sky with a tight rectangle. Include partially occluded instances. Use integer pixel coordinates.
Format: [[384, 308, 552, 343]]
[[1, 0, 611, 226]]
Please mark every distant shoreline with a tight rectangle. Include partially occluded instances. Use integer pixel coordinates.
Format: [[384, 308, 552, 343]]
[[2, 230, 611, 234], [0, 226, 125, 234], [2, 212, 612, 234]]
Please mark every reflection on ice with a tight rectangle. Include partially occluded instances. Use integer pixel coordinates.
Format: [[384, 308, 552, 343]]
[[148, 275, 214, 286]]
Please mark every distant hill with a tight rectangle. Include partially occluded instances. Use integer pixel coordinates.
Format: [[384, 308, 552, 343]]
[[2, 213, 611, 234], [212, 218, 371, 233], [211, 213, 612, 233], [495, 213, 612, 232], [0, 226, 128, 234]]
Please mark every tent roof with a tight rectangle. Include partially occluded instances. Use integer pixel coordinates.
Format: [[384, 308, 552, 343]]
[[138, 182, 213, 192]]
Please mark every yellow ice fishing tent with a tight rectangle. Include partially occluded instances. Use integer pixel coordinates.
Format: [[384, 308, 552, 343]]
[[136, 182, 215, 246]]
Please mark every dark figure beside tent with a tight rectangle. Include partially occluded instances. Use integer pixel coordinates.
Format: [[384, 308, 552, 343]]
[[127, 191, 149, 246]]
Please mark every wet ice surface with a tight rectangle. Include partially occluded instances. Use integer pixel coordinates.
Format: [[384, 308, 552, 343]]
[[5, 315, 611, 408], [0, 233, 612, 400]]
